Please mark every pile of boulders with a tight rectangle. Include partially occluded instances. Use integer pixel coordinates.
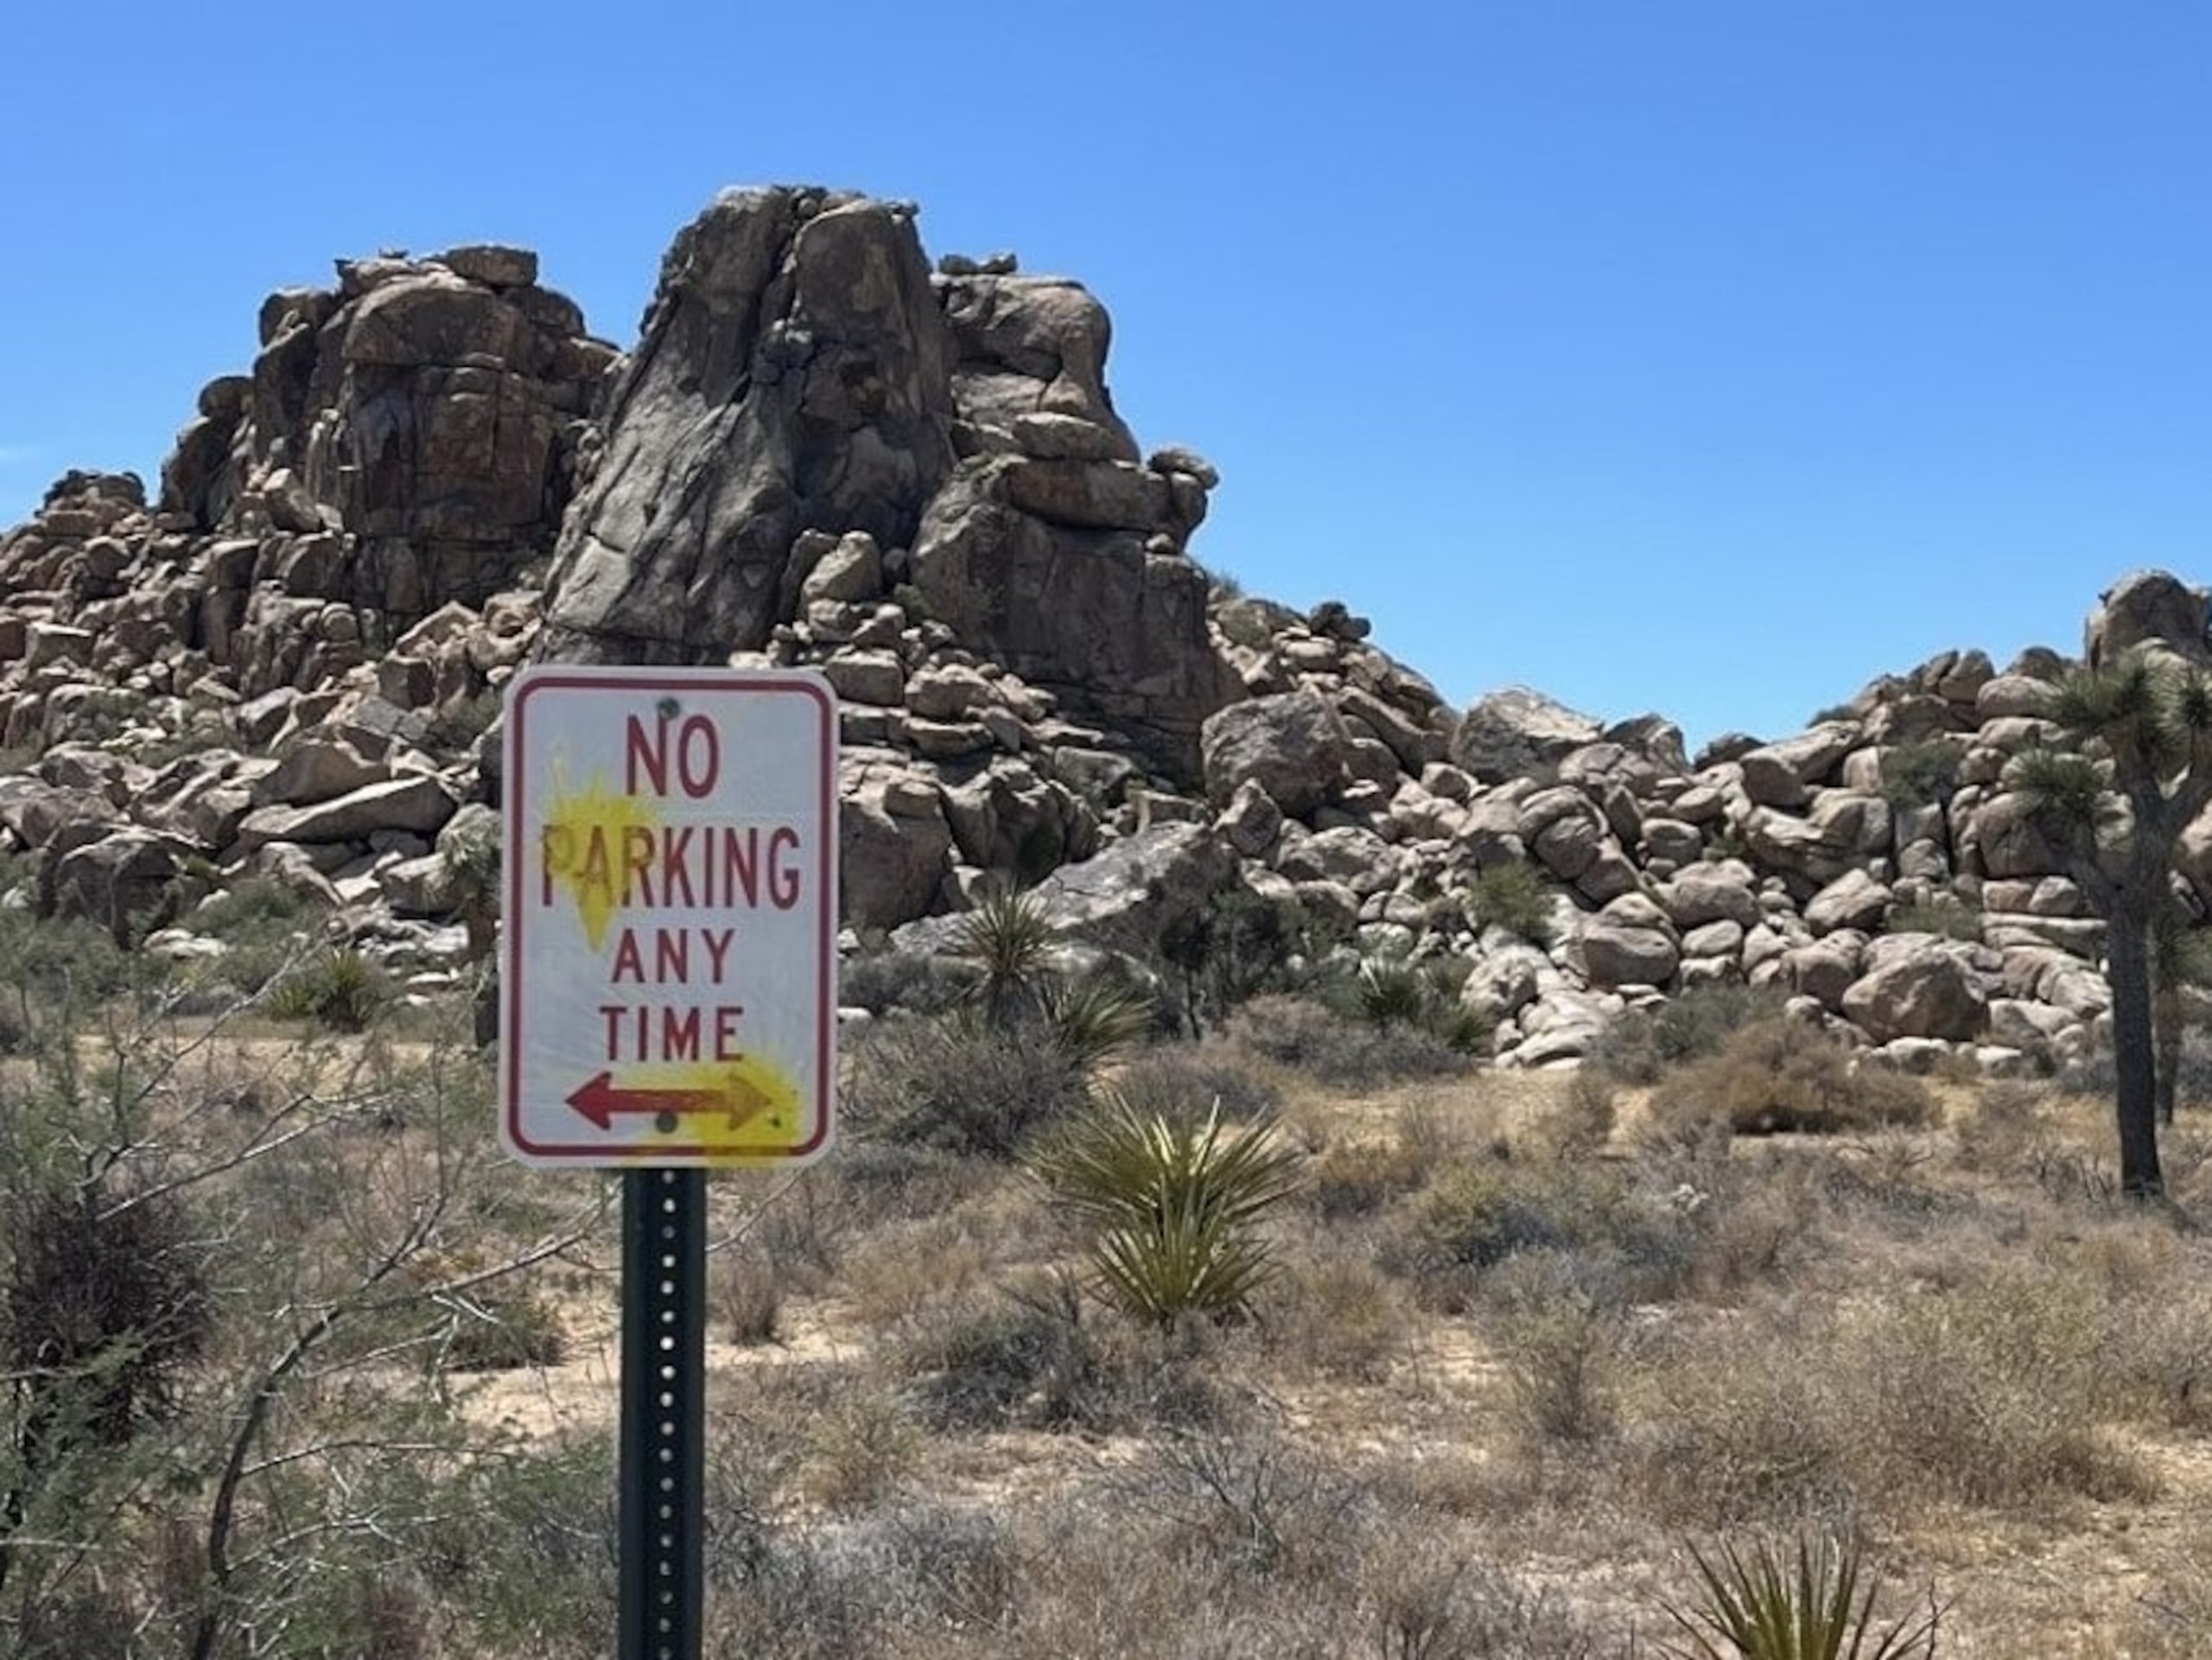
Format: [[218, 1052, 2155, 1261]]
[[0, 185, 2198, 1070]]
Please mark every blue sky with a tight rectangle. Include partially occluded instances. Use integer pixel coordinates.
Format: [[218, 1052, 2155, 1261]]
[[3, 2, 2209, 748]]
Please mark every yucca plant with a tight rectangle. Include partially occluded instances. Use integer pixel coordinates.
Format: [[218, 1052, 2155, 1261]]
[[954, 887, 1057, 1025], [1028, 1091, 1303, 1326], [1660, 1536, 1941, 1660], [1038, 976, 1154, 1069], [265, 946, 391, 1032], [1355, 957, 1429, 1027]]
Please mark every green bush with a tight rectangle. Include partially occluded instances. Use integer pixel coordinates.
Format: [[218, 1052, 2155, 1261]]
[[1029, 1092, 1304, 1326], [1226, 995, 1477, 1087], [1158, 887, 1326, 1034], [1878, 739, 1966, 810], [839, 947, 970, 1016], [1381, 1156, 1693, 1310], [1650, 1020, 1936, 1137], [901, 1275, 1116, 1430], [845, 1014, 1092, 1157], [1108, 1044, 1283, 1129], [1465, 860, 1559, 945], [192, 875, 332, 994], [5, 1183, 213, 1445], [1591, 982, 1790, 1084], [441, 1294, 568, 1372], [265, 946, 392, 1031]]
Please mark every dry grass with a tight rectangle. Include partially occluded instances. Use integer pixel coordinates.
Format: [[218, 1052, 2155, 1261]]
[[29, 976, 2212, 1658], [1649, 1017, 1938, 1136]]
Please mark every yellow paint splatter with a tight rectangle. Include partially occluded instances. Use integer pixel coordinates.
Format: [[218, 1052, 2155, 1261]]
[[615, 1055, 810, 1166], [538, 762, 660, 951]]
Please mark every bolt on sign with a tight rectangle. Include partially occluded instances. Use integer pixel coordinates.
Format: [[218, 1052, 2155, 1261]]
[[499, 666, 838, 1168]]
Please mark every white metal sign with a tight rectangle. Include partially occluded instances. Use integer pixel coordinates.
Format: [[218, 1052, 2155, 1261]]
[[499, 666, 838, 1167]]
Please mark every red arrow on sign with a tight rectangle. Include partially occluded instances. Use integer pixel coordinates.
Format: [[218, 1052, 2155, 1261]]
[[566, 1071, 780, 1134]]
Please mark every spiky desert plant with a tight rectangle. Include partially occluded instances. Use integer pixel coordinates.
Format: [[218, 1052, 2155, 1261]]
[[1028, 1091, 1303, 1326], [2006, 646, 2212, 1195], [953, 887, 1056, 1026], [2151, 913, 2212, 1126], [1355, 957, 1429, 1027], [1661, 1535, 1942, 1660], [1037, 976, 1153, 1070], [266, 947, 391, 1033]]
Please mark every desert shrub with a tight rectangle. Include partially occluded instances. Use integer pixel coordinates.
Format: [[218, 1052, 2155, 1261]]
[[717, 1249, 782, 1345], [1109, 1043, 1284, 1129], [1590, 982, 1789, 1084], [1952, 1078, 2054, 1173], [2059, 1027, 2212, 1109], [824, 1142, 991, 1231], [837, 947, 969, 1016], [800, 1390, 922, 1511], [844, 1014, 1091, 1157], [424, 1439, 619, 1649], [1225, 994, 1474, 1087], [1847, 1269, 2147, 1508], [0, 900, 138, 1018], [1381, 1155, 1694, 1311], [265, 946, 392, 1031], [1631, 1269, 2148, 1527], [1649, 1020, 1935, 1137], [790, 1498, 1021, 1641], [5, 1183, 213, 1446], [1262, 1252, 1412, 1382], [1627, 1324, 1861, 1529], [898, 1272, 1167, 1432], [1158, 887, 1323, 1033], [1886, 895, 1980, 941], [1535, 1065, 1620, 1159], [1029, 1091, 1304, 1326], [1366, 1535, 1611, 1660], [1659, 1534, 1942, 1660], [1465, 859, 1559, 945], [1878, 738, 1966, 809], [1105, 1428, 1373, 1581], [1306, 1134, 1431, 1220], [192, 875, 332, 994], [1485, 1250, 1624, 1444], [440, 1292, 567, 1372]]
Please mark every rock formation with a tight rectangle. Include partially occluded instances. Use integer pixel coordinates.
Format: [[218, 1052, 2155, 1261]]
[[0, 184, 2202, 1077]]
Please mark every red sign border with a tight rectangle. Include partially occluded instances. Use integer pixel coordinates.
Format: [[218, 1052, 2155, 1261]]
[[499, 667, 839, 1167]]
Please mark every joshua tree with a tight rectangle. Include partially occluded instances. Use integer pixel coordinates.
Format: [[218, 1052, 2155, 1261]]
[[2151, 912, 2212, 1126], [2007, 647, 2212, 1197]]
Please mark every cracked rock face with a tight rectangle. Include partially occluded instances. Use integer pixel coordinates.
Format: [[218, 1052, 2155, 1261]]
[[538, 184, 1235, 778], [541, 189, 959, 665]]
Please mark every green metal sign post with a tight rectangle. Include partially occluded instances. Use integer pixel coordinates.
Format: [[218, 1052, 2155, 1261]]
[[618, 1167, 707, 1660]]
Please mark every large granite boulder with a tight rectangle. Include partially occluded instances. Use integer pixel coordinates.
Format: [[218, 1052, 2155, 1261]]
[[542, 189, 955, 663], [2086, 569, 2210, 669], [1200, 690, 1356, 819], [1840, 943, 1989, 1042], [1450, 687, 1602, 785], [537, 186, 1233, 779]]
